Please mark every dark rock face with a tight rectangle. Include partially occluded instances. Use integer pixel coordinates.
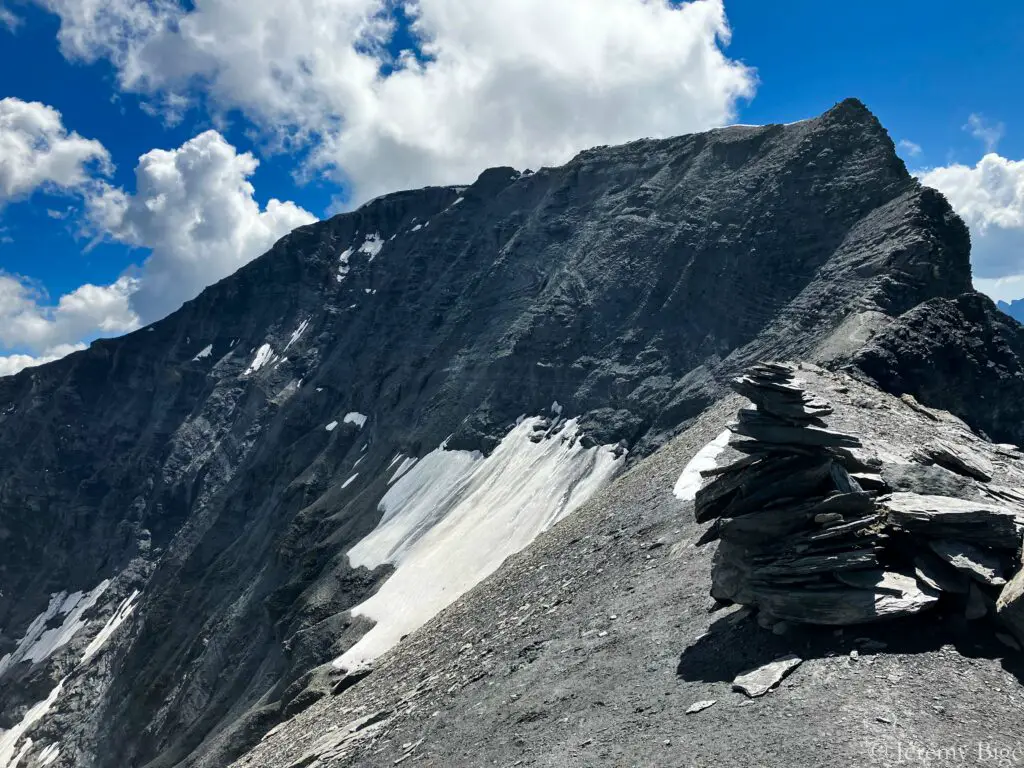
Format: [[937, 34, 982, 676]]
[[0, 99, 990, 767], [853, 292, 1024, 447]]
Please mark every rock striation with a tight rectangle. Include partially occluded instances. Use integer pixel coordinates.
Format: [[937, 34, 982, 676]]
[[699, 362, 1024, 635]]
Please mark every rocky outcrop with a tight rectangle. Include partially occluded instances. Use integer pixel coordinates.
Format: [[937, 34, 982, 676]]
[[699, 363, 1024, 636], [854, 292, 1024, 448]]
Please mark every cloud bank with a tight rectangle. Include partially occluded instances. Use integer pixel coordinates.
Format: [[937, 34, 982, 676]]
[[36, 0, 756, 204]]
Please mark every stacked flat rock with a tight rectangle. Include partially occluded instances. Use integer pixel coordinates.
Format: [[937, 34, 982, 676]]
[[697, 363, 1024, 633]]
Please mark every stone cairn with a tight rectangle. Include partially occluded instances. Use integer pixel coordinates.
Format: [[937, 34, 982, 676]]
[[697, 362, 1024, 641]]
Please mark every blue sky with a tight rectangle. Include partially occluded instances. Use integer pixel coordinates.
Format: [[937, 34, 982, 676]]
[[0, 0, 1022, 374]]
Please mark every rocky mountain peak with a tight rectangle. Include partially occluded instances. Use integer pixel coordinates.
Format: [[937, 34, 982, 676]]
[[2, 99, 1022, 768]]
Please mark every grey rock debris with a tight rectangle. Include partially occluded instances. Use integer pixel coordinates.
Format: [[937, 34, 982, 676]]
[[731, 655, 803, 698]]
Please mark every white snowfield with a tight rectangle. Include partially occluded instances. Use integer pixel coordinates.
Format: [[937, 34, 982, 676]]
[[192, 344, 213, 361], [37, 743, 59, 766], [337, 245, 355, 282], [673, 429, 731, 501], [334, 416, 625, 670]]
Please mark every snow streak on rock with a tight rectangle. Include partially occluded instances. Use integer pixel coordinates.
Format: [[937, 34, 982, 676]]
[[243, 344, 274, 375], [192, 344, 213, 361], [284, 319, 310, 351], [81, 590, 141, 664], [0, 678, 65, 768], [0, 581, 110, 678], [37, 743, 60, 766], [673, 429, 731, 501], [334, 417, 625, 669], [358, 233, 384, 261]]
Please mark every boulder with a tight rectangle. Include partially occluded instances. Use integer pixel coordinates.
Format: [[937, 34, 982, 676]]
[[732, 655, 802, 698], [996, 569, 1024, 645], [928, 539, 1007, 586]]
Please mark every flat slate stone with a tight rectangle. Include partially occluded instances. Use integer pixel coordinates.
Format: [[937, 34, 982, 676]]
[[921, 439, 994, 482], [729, 421, 861, 449], [881, 493, 1022, 550], [928, 539, 1007, 586], [880, 463, 975, 500], [751, 583, 939, 625], [751, 549, 879, 580], [913, 551, 970, 594], [732, 655, 802, 698], [685, 699, 717, 714], [834, 569, 930, 599], [996, 569, 1024, 645]]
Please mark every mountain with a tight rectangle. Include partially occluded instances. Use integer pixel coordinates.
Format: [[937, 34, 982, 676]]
[[998, 298, 1024, 323], [1, 98, 1021, 768]]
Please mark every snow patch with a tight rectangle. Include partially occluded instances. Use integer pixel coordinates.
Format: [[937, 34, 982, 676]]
[[343, 412, 368, 428], [325, 421, 339, 432], [284, 319, 310, 351], [550, 400, 563, 416], [192, 344, 213, 361], [673, 429, 731, 501], [0, 679, 65, 768], [388, 456, 419, 485], [37, 743, 59, 766], [410, 223, 422, 232], [334, 417, 625, 669], [81, 590, 140, 664], [243, 344, 275, 375], [358, 233, 384, 261], [0, 581, 110, 679], [337, 245, 355, 281], [342, 474, 359, 489]]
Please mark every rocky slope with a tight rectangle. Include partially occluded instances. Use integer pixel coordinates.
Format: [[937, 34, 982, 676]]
[[234, 365, 1024, 768], [0, 98, 1019, 768]]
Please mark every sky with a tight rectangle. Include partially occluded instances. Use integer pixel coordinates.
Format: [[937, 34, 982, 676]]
[[0, 0, 1022, 376]]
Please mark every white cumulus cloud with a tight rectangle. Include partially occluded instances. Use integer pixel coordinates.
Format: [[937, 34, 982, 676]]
[[0, 97, 111, 205], [88, 130, 317, 323], [1, 129, 315, 376], [920, 152, 1024, 302], [35, 0, 756, 204], [0, 273, 137, 375]]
